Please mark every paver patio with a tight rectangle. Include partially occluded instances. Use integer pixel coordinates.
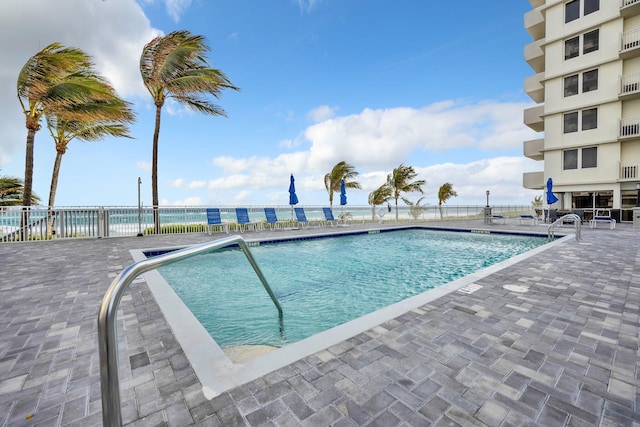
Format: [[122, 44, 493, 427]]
[[0, 220, 638, 426]]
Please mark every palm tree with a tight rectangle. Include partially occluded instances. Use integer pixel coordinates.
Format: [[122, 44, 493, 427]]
[[17, 43, 97, 207], [45, 91, 134, 209], [140, 30, 239, 233], [387, 164, 426, 222], [324, 161, 361, 207], [0, 175, 40, 206], [437, 182, 458, 219], [17, 43, 102, 239], [368, 183, 392, 221]]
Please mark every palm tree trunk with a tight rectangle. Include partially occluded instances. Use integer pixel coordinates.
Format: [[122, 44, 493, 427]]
[[439, 203, 443, 219], [20, 127, 37, 241], [395, 198, 399, 222], [47, 151, 63, 237], [152, 104, 162, 234]]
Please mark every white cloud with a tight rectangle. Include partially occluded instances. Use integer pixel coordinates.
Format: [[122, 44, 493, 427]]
[[308, 105, 338, 123], [136, 161, 152, 172], [160, 196, 203, 206], [168, 178, 207, 189], [165, 0, 192, 22], [295, 0, 325, 13], [0, 0, 161, 167]]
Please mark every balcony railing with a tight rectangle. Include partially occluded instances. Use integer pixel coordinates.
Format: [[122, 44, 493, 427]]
[[620, 162, 639, 181], [621, 0, 640, 18], [620, 72, 640, 99], [621, 29, 640, 58], [620, 117, 640, 138]]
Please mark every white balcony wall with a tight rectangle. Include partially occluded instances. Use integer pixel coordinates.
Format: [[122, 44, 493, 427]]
[[524, 105, 544, 132], [523, 171, 544, 190], [524, 72, 545, 103], [525, 8, 545, 41], [524, 138, 544, 161], [525, 39, 545, 73], [622, 97, 640, 117]]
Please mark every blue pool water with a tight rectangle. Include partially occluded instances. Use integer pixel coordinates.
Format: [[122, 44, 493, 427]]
[[157, 229, 547, 349]]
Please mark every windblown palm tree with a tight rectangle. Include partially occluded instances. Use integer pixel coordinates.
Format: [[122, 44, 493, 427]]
[[387, 164, 426, 222], [17, 43, 96, 208], [0, 175, 40, 206], [368, 183, 392, 221], [140, 30, 239, 233], [437, 182, 457, 219], [324, 161, 361, 207], [45, 90, 135, 209]]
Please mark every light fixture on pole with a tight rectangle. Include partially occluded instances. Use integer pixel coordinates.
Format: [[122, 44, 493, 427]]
[[486, 190, 490, 207], [137, 177, 143, 237]]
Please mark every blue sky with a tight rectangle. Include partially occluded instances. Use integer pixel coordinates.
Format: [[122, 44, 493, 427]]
[[0, 0, 542, 207]]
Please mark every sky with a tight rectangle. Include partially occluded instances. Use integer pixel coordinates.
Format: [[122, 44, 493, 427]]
[[0, 0, 543, 208]]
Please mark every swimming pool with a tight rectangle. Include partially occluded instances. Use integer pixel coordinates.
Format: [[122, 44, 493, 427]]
[[155, 228, 546, 349], [133, 225, 567, 397]]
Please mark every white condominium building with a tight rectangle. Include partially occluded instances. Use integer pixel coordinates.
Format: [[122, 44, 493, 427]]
[[523, 0, 640, 222]]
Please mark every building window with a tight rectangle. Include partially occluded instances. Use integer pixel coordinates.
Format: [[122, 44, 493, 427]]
[[565, 0, 580, 23], [564, 149, 578, 170], [582, 108, 597, 130], [582, 69, 598, 92], [582, 147, 597, 168], [564, 75, 579, 96], [584, 0, 599, 16], [583, 29, 599, 54], [565, 37, 580, 60], [564, 112, 579, 133]]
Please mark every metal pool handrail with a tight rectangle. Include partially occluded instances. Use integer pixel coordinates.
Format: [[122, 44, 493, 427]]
[[97, 235, 283, 427], [548, 213, 582, 240]]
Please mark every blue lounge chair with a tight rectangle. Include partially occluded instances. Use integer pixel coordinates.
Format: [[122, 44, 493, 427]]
[[490, 215, 507, 224], [235, 208, 262, 232], [264, 208, 286, 230], [519, 214, 538, 225], [205, 208, 229, 234], [322, 207, 348, 227], [589, 210, 616, 229], [294, 207, 320, 229]]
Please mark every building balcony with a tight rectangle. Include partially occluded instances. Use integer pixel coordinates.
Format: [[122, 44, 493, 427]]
[[619, 117, 640, 139], [525, 39, 545, 73], [529, 0, 544, 7], [524, 72, 544, 103], [524, 105, 544, 132], [523, 171, 544, 190], [620, 161, 639, 181], [621, 0, 640, 18], [620, 72, 640, 100], [523, 138, 544, 161], [620, 28, 640, 59], [525, 9, 545, 41]]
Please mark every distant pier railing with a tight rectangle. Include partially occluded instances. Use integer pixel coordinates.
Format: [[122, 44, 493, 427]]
[[0, 204, 535, 243]]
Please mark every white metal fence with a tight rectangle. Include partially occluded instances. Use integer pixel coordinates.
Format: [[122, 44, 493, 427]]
[[0, 204, 534, 243]]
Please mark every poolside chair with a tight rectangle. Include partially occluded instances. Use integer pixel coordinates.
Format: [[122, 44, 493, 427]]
[[589, 209, 616, 229], [264, 207, 287, 230], [294, 207, 320, 229], [518, 214, 538, 225], [322, 207, 348, 227], [235, 208, 262, 233], [490, 214, 507, 224], [205, 208, 229, 235]]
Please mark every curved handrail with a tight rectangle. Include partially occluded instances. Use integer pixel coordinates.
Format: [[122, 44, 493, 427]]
[[97, 235, 282, 427], [548, 213, 582, 240]]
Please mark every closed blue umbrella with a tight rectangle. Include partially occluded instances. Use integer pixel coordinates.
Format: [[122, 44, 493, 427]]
[[339, 179, 347, 206], [546, 178, 558, 205], [546, 177, 558, 223], [288, 174, 298, 206]]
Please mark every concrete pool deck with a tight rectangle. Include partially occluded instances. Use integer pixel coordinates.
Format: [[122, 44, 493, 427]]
[[0, 220, 638, 426]]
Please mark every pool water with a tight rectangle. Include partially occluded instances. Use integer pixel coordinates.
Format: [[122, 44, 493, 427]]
[[158, 229, 546, 349]]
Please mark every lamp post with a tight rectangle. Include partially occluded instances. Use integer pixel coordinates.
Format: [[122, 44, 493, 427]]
[[137, 177, 143, 237], [486, 190, 490, 207]]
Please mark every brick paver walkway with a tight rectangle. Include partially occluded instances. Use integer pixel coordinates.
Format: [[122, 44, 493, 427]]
[[0, 221, 638, 426]]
